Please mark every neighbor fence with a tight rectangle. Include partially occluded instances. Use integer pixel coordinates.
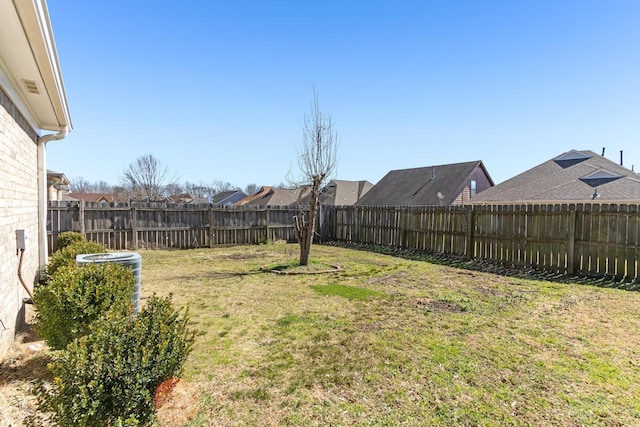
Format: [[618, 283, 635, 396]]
[[48, 202, 640, 281], [323, 203, 640, 281], [48, 201, 307, 251]]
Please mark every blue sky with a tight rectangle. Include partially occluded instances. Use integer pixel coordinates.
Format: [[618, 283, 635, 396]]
[[46, 1, 640, 191]]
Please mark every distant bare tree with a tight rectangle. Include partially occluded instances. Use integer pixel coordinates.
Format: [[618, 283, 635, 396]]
[[94, 180, 113, 193], [211, 180, 240, 195], [244, 183, 260, 196], [165, 183, 185, 197], [69, 177, 92, 193], [120, 154, 177, 200], [70, 177, 113, 193], [112, 185, 130, 203], [181, 182, 206, 198], [291, 89, 338, 266]]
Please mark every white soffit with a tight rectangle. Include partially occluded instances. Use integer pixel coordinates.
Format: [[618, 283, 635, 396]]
[[0, 0, 71, 132]]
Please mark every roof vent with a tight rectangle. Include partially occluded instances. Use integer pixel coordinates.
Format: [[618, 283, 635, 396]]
[[553, 150, 592, 169], [22, 79, 41, 94], [579, 169, 623, 188]]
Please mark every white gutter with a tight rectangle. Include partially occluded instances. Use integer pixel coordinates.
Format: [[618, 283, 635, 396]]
[[37, 126, 69, 266]]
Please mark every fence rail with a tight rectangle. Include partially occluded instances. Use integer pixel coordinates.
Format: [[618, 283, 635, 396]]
[[48, 201, 640, 281]]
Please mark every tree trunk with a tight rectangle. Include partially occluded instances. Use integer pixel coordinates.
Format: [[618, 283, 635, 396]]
[[294, 178, 320, 266]]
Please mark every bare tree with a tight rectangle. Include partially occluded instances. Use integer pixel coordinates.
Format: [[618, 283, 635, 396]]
[[244, 183, 260, 196], [120, 154, 177, 200], [94, 180, 114, 193], [210, 180, 239, 195], [70, 177, 114, 193], [165, 182, 185, 197], [292, 89, 338, 266], [69, 176, 92, 193]]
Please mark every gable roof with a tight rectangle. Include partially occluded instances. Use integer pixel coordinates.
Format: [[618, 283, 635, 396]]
[[471, 149, 640, 203], [235, 186, 274, 205], [356, 161, 491, 206], [67, 192, 115, 203], [323, 180, 373, 205], [47, 169, 69, 186]]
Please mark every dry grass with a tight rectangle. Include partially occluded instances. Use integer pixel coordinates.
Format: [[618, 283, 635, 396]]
[[2, 242, 640, 426], [0, 307, 51, 427]]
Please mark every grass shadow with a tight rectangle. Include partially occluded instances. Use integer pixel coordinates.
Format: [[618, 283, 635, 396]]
[[323, 241, 640, 291]]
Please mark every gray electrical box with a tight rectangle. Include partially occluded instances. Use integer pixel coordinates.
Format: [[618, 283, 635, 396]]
[[16, 229, 27, 251]]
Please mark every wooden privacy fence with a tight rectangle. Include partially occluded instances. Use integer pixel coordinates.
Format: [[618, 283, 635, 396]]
[[323, 204, 640, 281], [48, 202, 307, 252], [48, 202, 640, 280]]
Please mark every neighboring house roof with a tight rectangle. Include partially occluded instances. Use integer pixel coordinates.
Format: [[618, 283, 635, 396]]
[[67, 192, 115, 203], [168, 194, 196, 203], [296, 180, 374, 206], [187, 197, 210, 204], [235, 186, 274, 206], [356, 161, 493, 206], [47, 169, 69, 201], [47, 169, 69, 186], [236, 186, 311, 206], [0, 1, 72, 132], [210, 190, 247, 205], [470, 149, 640, 203]]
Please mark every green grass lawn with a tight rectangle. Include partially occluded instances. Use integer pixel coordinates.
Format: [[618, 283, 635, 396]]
[[140, 243, 640, 426]]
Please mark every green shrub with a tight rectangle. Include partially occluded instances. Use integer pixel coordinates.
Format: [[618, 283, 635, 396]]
[[47, 240, 107, 276], [32, 295, 196, 426], [33, 263, 135, 350], [56, 231, 86, 251]]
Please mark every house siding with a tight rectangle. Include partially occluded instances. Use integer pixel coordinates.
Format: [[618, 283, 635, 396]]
[[467, 166, 494, 202], [0, 87, 39, 356], [452, 165, 494, 205]]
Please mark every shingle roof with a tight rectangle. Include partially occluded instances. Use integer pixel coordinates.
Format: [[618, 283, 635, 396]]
[[471, 149, 640, 203], [67, 192, 115, 203], [323, 180, 373, 205], [296, 180, 373, 206], [210, 190, 246, 205], [356, 161, 489, 206], [235, 186, 273, 205], [237, 186, 311, 206]]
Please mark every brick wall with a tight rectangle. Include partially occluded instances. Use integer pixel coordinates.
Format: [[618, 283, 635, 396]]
[[0, 87, 39, 358]]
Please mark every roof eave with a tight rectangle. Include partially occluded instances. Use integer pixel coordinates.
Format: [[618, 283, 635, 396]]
[[0, 0, 71, 133]]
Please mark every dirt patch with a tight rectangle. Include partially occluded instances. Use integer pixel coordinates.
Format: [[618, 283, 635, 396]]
[[415, 298, 466, 313], [211, 251, 284, 261], [155, 378, 200, 426], [219, 253, 264, 260], [262, 263, 341, 275]]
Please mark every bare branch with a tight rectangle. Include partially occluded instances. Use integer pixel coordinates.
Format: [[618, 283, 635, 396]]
[[297, 88, 338, 186]]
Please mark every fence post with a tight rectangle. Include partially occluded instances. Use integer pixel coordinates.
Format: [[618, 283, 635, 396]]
[[466, 207, 475, 259], [265, 207, 271, 243], [567, 206, 576, 275], [208, 206, 214, 247], [131, 205, 138, 250], [79, 200, 86, 237]]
